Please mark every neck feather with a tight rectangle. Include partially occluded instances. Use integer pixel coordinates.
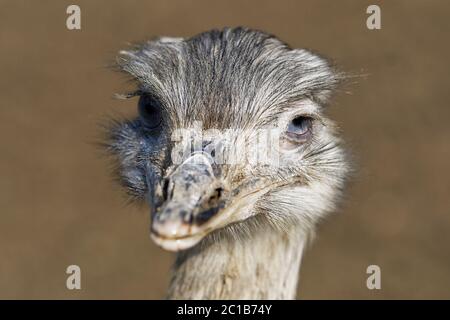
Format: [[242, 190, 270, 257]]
[[167, 222, 307, 299]]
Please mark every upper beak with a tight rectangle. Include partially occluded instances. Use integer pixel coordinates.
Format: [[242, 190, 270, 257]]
[[149, 153, 228, 251]]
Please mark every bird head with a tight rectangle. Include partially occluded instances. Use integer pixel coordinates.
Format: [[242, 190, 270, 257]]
[[106, 28, 349, 251]]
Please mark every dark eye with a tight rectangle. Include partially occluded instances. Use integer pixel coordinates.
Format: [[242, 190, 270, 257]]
[[286, 116, 313, 142], [138, 94, 162, 129]]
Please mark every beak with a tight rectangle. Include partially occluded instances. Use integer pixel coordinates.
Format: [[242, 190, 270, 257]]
[[149, 153, 228, 251]]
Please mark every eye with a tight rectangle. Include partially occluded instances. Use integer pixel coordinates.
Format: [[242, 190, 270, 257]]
[[286, 116, 313, 142], [138, 94, 162, 129]]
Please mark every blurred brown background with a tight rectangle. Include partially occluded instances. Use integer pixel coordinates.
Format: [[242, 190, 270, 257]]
[[0, 0, 449, 299]]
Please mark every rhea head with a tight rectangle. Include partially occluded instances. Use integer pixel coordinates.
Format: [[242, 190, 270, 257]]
[[106, 28, 348, 252]]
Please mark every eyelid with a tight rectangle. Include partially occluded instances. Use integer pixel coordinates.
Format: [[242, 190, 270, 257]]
[[143, 118, 163, 130], [292, 112, 319, 120], [284, 129, 312, 145]]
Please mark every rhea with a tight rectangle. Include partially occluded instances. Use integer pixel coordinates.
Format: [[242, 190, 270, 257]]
[[106, 28, 349, 299]]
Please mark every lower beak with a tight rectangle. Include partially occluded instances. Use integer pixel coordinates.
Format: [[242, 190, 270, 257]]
[[149, 153, 227, 251]]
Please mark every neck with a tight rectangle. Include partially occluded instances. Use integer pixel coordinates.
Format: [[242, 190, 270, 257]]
[[167, 222, 307, 299]]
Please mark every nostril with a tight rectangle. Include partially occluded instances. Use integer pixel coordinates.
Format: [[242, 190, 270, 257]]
[[162, 178, 170, 201], [207, 187, 223, 207], [215, 187, 223, 199]]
